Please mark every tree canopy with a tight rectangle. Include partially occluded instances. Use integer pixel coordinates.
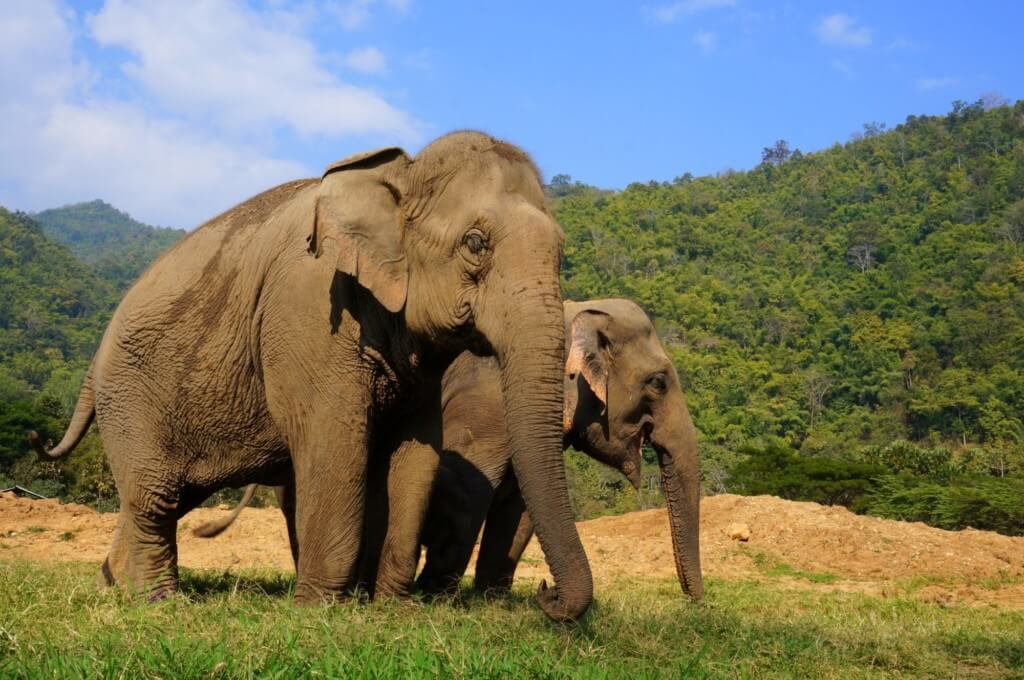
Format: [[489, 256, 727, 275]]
[[554, 100, 1024, 529], [34, 200, 186, 291]]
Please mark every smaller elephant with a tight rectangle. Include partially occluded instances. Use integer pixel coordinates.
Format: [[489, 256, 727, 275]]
[[417, 298, 703, 598], [197, 298, 703, 600]]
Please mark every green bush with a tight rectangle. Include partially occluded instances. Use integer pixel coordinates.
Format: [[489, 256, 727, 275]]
[[856, 440, 962, 480], [728, 444, 884, 510], [728, 444, 1024, 536], [865, 474, 1024, 535]]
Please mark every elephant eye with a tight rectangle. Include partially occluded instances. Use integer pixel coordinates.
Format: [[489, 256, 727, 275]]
[[463, 230, 487, 255], [646, 373, 667, 394]]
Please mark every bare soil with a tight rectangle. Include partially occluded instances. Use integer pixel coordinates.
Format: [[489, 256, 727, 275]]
[[2, 492, 1023, 609]]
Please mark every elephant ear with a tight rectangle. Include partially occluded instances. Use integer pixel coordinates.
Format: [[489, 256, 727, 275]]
[[308, 147, 411, 313], [564, 309, 612, 431]]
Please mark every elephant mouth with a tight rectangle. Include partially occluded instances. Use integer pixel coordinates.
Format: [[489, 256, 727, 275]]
[[447, 320, 492, 358], [622, 423, 651, 491]]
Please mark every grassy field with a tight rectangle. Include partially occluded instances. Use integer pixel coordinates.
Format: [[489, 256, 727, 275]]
[[0, 561, 1022, 678]]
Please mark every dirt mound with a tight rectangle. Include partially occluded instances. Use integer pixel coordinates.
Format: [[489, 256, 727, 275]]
[[3, 493, 1023, 608], [516, 495, 1024, 608]]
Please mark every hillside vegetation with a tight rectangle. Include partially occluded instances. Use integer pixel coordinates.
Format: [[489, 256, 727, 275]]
[[1, 100, 1023, 533], [34, 200, 185, 290], [555, 100, 1024, 530]]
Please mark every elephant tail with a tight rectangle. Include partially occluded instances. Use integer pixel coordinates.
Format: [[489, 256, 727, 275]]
[[28, 366, 95, 462], [192, 484, 258, 538]]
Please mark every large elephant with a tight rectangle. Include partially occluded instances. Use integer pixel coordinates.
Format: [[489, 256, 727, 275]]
[[198, 298, 703, 600], [417, 298, 703, 598], [29, 132, 592, 621]]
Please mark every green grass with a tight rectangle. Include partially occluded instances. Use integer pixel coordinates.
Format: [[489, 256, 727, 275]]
[[745, 550, 840, 584], [763, 563, 839, 584], [0, 561, 1022, 678]]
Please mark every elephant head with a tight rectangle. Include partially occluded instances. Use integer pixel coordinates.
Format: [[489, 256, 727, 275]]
[[563, 299, 703, 600], [308, 132, 591, 620]]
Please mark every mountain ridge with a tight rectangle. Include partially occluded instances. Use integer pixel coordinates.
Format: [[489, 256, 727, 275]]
[[33, 199, 186, 291]]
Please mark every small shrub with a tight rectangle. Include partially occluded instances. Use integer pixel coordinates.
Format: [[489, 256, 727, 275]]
[[865, 474, 1024, 535], [729, 444, 884, 510], [856, 440, 962, 481]]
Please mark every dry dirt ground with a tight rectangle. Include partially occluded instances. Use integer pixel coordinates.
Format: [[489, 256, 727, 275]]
[[3, 492, 1024, 609]]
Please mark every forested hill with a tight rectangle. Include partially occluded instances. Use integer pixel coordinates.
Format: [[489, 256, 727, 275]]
[[0, 208, 118, 499], [553, 100, 1024, 491], [1, 100, 1023, 531], [33, 200, 185, 290], [0, 207, 115, 366]]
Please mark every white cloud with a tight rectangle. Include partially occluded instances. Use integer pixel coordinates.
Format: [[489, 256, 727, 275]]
[[332, 0, 410, 31], [334, 0, 373, 30], [649, 0, 735, 24], [693, 30, 717, 55], [917, 76, 958, 91], [19, 100, 307, 227], [813, 13, 872, 48], [0, 0, 80, 102], [0, 0, 423, 228], [344, 46, 388, 75], [89, 0, 418, 139]]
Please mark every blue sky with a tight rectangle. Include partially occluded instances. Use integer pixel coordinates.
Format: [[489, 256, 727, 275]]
[[1, 1, 1021, 228]]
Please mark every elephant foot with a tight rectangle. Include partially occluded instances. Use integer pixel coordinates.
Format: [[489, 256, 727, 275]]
[[98, 559, 179, 602], [293, 581, 353, 605], [415, 571, 461, 598], [473, 579, 514, 597], [147, 585, 176, 604], [371, 579, 414, 601]]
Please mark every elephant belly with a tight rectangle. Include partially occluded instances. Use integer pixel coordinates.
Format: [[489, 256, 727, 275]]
[[94, 310, 288, 491], [156, 365, 288, 488]]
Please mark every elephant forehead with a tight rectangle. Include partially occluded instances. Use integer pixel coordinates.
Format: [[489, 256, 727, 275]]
[[425, 155, 545, 212]]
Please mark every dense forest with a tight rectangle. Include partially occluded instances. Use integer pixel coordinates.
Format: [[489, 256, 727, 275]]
[[558, 99, 1024, 531], [2, 100, 1023, 532], [34, 200, 186, 291], [0, 207, 119, 505]]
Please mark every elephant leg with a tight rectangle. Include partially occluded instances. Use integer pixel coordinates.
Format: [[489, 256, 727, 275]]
[[417, 504, 486, 595], [354, 450, 390, 597], [290, 422, 370, 603], [373, 439, 440, 599], [100, 438, 182, 600], [274, 481, 298, 569], [106, 491, 181, 600], [475, 479, 533, 593], [98, 510, 130, 588], [417, 460, 497, 596]]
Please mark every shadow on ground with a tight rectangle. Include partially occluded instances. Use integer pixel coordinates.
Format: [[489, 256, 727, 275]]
[[179, 568, 295, 598]]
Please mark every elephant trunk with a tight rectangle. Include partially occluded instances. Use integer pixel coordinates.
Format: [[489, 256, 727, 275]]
[[500, 315, 593, 621], [481, 265, 592, 622], [652, 393, 704, 600]]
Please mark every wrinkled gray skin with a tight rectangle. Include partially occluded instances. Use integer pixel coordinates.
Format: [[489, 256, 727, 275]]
[[200, 298, 703, 601], [28, 132, 592, 621], [418, 298, 703, 598]]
